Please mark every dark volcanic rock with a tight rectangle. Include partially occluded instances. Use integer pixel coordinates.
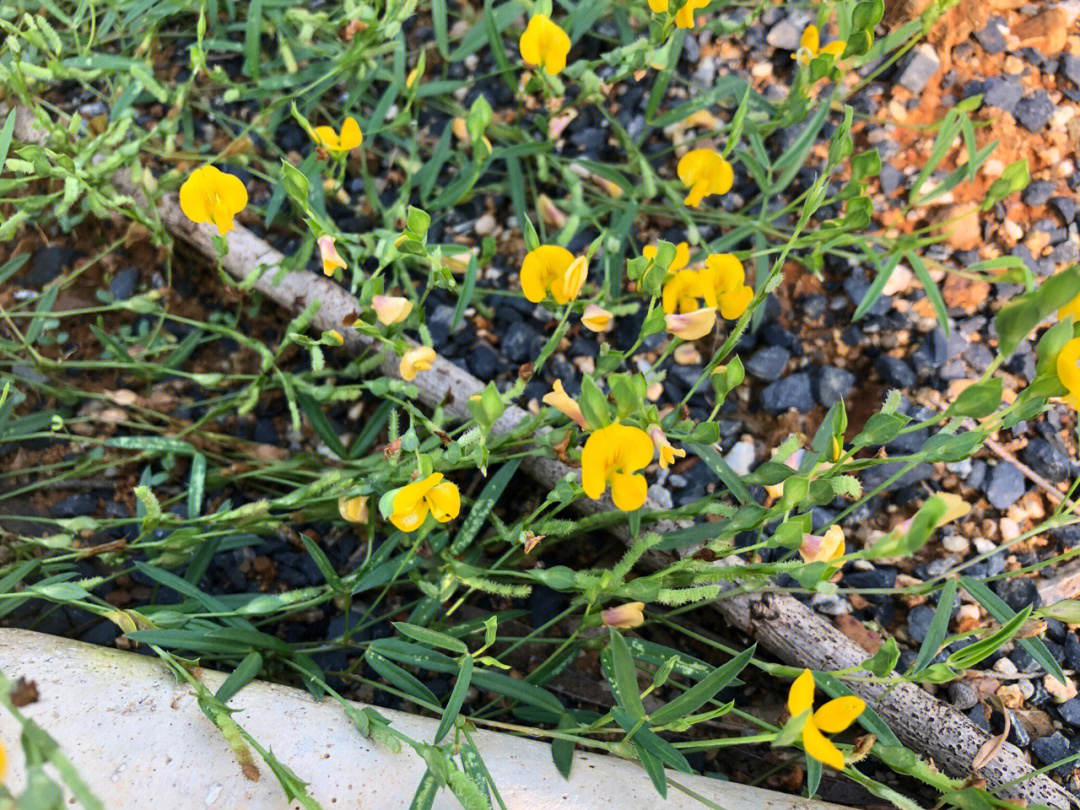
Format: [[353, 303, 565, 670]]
[[983, 462, 1026, 510], [745, 346, 791, 381], [813, 366, 856, 407], [760, 372, 814, 414]]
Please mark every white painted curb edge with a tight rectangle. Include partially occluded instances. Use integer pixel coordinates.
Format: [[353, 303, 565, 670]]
[[0, 630, 847, 809]]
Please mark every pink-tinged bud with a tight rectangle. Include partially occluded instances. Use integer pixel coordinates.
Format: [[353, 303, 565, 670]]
[[665, 308, 716, 340], [318, 235, 347, 276], [372, 295, 413, 325], [400, 346, 436, 381], [581, 304, 614, 333], [799, 525, 845, 564], [602, 602, 645, 629]]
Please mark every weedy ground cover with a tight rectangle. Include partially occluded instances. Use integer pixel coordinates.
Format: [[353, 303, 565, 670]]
[[1, 0, 1080, 807]]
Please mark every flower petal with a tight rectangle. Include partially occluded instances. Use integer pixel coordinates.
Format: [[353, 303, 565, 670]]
[[521, 245, 574, 303], [340, 117, 363, 150], [647, 0, 668, 11], [314, 126, 340, 151], [800, 24, 820, 55], [813, 695, 865, 734], [821, 40, 846, 58], [610, 471, 648, 511], [1059, 293, 1080, 322], [1058, 338, 1080, 401], [802, 720, 845, 770], [787, 669, 815, 717], [426, 480, 461, 522], [718, 285, 753, 320], [666, 308, 716, 340], [179, 167, 213, 224], [581, 428, 613, 500]]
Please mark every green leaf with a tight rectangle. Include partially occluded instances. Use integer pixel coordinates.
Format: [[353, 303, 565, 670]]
[[861, 637, 900, 678], [577, 374, 611, 430], [806, 755, 822, 798], [650, 643, 755, 725], [451, 458, 520, 554], [960, 576, 1066, 685], [852, 412, 909, 447], [407, 770, 439, 810], [908, 253, 948, 334], [686, 443, 752, 504], [946, 604, 1032, 670], [435, 655, 473, 743], [911, 578, 957, 674], [608, 628, 646, 719], [216, 652, 263, 704], [365, 649, 440, 706], [301, 534, 344, 592], [611, 707, 691, 774], [393, 622, 469, 654], [551, 715, 576, 779], [945, 378, 1002, 419]]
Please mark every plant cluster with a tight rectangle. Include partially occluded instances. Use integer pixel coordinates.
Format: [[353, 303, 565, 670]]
[[0, 0, 1078, 808]]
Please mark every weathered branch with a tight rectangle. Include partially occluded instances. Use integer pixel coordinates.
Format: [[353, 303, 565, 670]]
[[10, 105, 1074, 808]]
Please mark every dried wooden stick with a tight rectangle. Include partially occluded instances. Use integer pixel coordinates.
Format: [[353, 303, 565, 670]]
[[10, 106, 1074, 808]]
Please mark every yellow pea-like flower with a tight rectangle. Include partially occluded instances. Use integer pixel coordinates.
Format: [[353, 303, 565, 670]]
[[794, 25, 846, 66], [338, 495, 369, 523], [661, 269, 707, 314], [665, 307, 716, 341], [798, 525, 845, 564], [1057, 338, 1080, 409], [318, 235, 347, 277], [372, 295, 413, 325], [602, 602, 645, 629], [581, 303, 614, 333], [327, 329, 345, 345], [179, 165, 248, 234], [787, 669, 864, 771], [648, 425, 686, 470], [400, 346, 437, 381], [581, 424, 654, 511], [313, 116, 363, 152], [700, 253, 753, 320], [646, 0, 708, 27], [389, 472, 461, 533], [521, 245, 587, 305], [519, 14, 571, 75], [542, 379, 588, 429], [677, 148, 734, 208], [643, 241, 690, 272]]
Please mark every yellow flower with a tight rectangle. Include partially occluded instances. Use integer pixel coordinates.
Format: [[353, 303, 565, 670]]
[[390, 472, 461, 532], [179, 165, 248, 234], [602, 602, 645, 629], [647, 0, 708, 27], [314, 116, 363, 152], [673, 0, 709, 28], [338, 495, 369, 523], [318, 235, 347, 277], [798, 525, 845, 565], [542, 379, 588, 429], [581, 424, 654, 511], [787, 669, 864, 770], [372, 295, 413, 325], [677, 148, 734, 208], [581, 303, 614, 332], [649, 425, 686, 469], [794, 25, 845, 66], [662, 269, 706, 314], [1058, 338, 1080, 408], [643, 241, 690, 272], [1059, 292, 1080, 322], [700, 254, 754, 320], [665, 308, 716, 341], [400, 346, 436, 381], [406, 65, 422, 91], [327, 329, 345, 345], [521, 245, 587, 305], [519, 14, 571, 75]]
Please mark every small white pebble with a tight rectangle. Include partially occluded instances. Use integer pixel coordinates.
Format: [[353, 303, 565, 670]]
[[474, 214, 495, 236], [994, 657, 1018, 676], [942, 535, 970, 555], [974, 537, 996, 555], [1045, 674, 1078, 704]]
